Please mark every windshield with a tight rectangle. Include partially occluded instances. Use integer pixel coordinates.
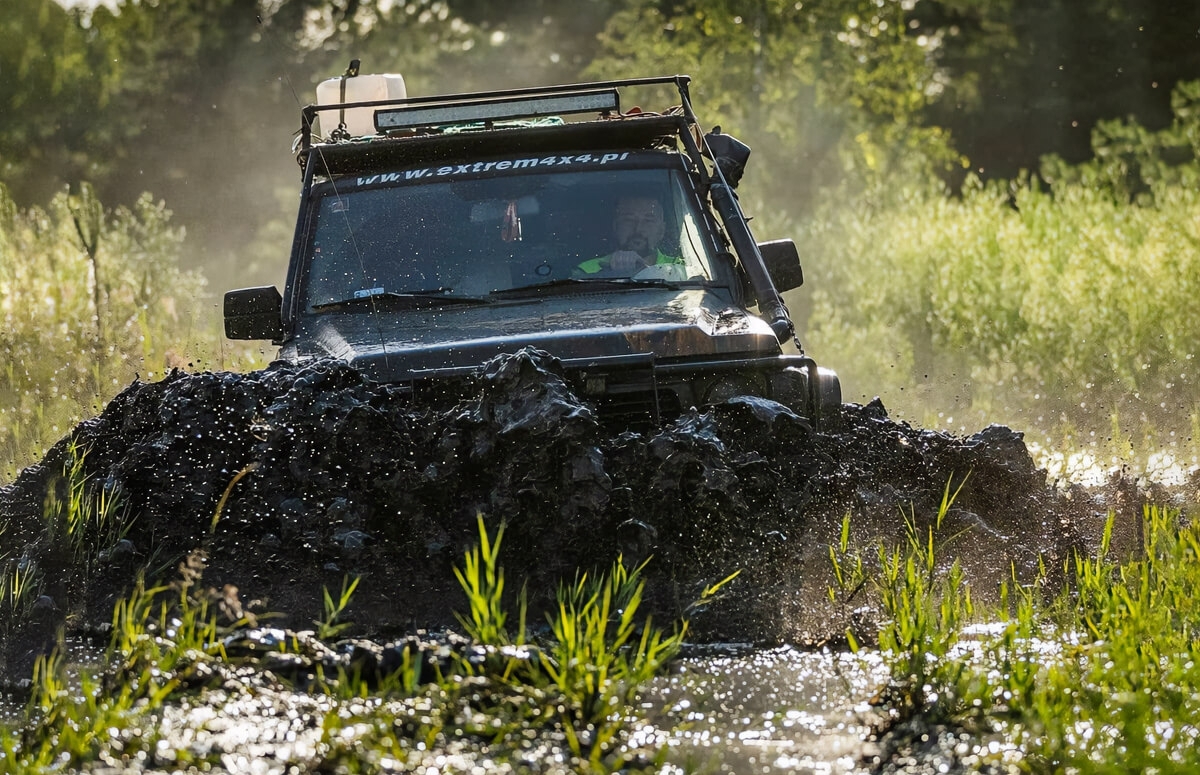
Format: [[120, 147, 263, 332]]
[[301, 159, 719, 313]]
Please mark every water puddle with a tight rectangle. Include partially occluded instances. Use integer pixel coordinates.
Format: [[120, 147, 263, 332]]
[[1, 641, 891, 773], [638, 645, 888, 773]]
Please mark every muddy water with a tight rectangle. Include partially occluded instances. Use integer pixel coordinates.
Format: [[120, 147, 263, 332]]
[[0, 636, 103, 723], [4, 654, 876, 773], [0, 639, 889, 772], [0, 638, 1012, 772], [642, 645, 887, 774]]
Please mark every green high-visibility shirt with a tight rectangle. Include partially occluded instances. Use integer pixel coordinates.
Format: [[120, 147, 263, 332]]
[[575, 249, 683, 275]]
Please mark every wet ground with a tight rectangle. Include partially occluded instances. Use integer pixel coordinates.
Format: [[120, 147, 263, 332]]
[[0, 348, 1197, 770], [0, 638, 888, 774]]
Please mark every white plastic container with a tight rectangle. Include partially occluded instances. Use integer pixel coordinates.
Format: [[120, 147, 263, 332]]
[[316, 73, 407, 138]]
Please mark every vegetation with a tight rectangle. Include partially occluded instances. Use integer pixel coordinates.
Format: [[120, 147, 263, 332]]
[[848, 500, 1200, 770], [803, 129, 1200, 444], [43, 442, 130, 576], [588, 1, 1200, 453], [1, 3, 1197, 770], [1, 516, 718, 772], [0, 183, 263, 478], [5, 0, 1197, 279]]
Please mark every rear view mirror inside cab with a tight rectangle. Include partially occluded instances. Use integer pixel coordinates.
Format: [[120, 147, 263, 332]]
[[469, 196, 540, 223]]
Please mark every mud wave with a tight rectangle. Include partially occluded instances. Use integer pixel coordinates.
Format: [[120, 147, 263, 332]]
[[1, 348, 1193, 674]]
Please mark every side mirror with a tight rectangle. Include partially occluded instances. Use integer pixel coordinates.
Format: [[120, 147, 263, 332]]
[[224, 286, 284, 340], [757, 239, 804, 293]]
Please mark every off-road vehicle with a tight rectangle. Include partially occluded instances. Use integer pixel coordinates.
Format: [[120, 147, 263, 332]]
[[225, 69, 841, 427]]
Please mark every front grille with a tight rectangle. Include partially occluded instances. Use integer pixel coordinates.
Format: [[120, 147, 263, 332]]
[[589, 387, 684, 431]]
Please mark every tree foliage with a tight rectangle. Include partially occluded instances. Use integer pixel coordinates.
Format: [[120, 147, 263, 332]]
[[0, 0, 499, 283], [1041, 80, 1200, 203], [916, 0, 1200, 182], [0, 1, 99, 199], [2, 0, 1196, 275], [587, 0, 962, 217]]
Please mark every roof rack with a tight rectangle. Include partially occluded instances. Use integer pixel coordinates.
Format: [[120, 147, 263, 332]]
[[297, 75, 695, 156]]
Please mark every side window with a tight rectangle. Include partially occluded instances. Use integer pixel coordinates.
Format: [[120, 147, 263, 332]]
[[306, 195, 365, 309]]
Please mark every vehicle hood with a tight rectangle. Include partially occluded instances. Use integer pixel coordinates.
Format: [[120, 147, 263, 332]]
[[287, 289, 782, 381]]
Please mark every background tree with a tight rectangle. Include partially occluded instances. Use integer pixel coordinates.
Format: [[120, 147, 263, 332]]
[[587, 0, 961, 227], [3, 0, 1199, 289], [2, 0, 490, 284], [0, 0, 98, 203], [915, 0, 1200, 181]]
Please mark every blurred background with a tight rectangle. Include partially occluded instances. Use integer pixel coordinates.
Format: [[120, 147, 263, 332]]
[[2, 0, 1198, 477]]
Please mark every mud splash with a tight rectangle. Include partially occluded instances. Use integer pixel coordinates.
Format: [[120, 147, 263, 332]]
[[0, 348, 1190, 676]]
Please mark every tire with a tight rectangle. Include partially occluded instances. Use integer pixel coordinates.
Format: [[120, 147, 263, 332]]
[[815, 366, 842, 430]]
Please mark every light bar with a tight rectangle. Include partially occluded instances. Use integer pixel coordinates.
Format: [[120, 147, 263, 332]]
[[374, 90, 619, 131]]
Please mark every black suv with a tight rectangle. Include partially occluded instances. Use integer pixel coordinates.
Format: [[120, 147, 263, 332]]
[[225, 74, 841, 427]]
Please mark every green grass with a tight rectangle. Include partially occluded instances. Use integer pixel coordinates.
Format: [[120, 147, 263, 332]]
[[2, 515, 713, 773], [801, 175, 1200, 444], [450, 515, 701, 765], [2, 442, 138, 658], [0, 559, 36, 621], [857, 499, 1200, 771], [793, 83, 1200, 451], [42, 441, 132, 576], [0, 441, 139, 656], [1010, 506, 1200, 770], [10, 569, 226, 770], [454, 515, 522, 647], [871, 480, 975, 722], [14, 480, 1197, 773], [314, 573, 361, 641]]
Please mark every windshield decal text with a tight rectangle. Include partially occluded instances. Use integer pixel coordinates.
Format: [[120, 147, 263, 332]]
[[354, 152, 631, 187]]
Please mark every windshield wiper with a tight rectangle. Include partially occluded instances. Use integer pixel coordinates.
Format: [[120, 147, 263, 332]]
[[489, 277, 684, 299], [313, 288, 491, 311]]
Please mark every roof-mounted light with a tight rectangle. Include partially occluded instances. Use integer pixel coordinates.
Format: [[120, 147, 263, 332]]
[[374, 89, 620, 132]]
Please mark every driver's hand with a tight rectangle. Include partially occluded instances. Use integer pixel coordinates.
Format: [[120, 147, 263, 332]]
[[608, 250, 647, 273]]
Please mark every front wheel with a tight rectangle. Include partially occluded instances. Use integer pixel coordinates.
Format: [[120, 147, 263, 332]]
[[766, 363, 841, 429], [815, 366, 842, 429]]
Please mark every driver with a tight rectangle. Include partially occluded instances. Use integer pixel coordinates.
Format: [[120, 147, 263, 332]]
[[575, 196, 685, 277]]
